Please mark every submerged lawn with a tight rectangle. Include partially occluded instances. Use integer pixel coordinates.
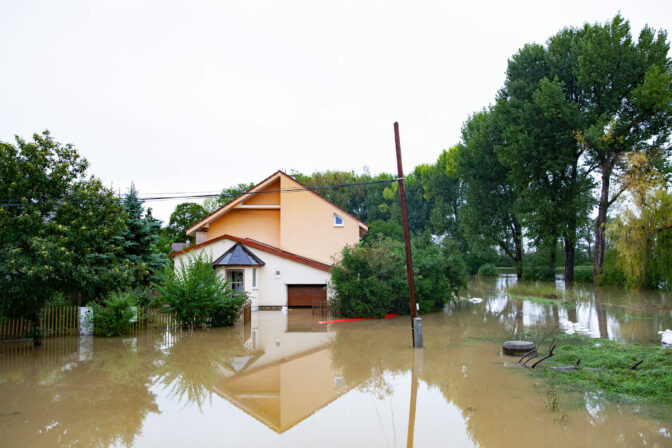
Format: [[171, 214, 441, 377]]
[[534, 334, 672, 407]]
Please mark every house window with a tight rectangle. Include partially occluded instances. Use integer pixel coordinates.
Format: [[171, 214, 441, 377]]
[[227, 270, 244, 293], [252, 268, 257, 289], [334, 214, 344, 227]]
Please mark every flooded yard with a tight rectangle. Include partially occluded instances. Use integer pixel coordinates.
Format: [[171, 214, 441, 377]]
[[1, 277, 671, 447]]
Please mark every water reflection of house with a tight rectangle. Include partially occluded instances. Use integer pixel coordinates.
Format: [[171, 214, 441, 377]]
[[213, 310, 352, 433]]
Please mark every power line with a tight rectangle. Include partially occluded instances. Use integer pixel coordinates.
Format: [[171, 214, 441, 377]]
[[0, 177, 403, 208], [139, 178, 402, 202]]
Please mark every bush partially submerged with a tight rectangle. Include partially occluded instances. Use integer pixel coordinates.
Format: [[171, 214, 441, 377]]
[[89, 291, 139, 337], [330, 235, 466, 318], [154, 254, 245, 328], [476, 263, 499, 277], [573, 265, 593, 283]]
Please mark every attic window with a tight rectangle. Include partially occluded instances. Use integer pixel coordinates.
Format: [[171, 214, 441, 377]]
[[334, 214, 344, 227]]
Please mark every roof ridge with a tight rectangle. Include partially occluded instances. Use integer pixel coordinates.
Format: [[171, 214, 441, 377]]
[[185, 170, 369, 236], [169, 234, 331, 272]]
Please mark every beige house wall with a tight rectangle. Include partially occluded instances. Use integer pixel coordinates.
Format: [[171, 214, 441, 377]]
[[279, 174, 361, 264], [206, 209, 280, 247], [244, 178, 280, 205]]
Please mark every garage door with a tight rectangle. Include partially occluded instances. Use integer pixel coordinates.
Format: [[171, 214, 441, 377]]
[[287, 285, 327, 307]]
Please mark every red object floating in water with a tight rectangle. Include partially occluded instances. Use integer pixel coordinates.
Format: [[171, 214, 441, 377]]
[[318, 314, 399, 324]]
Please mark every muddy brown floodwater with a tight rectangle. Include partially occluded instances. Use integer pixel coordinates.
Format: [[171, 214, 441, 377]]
[[1, 277, 671, 447]]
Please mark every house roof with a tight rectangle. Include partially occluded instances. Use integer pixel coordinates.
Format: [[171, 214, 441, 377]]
[[212, 345, 353, 434], [185, 170, 369, 237], [213, 243, 265, 267], [169, 234, 331, 272]]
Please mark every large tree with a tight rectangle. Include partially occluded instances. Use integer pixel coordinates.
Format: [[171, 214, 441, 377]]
[[0, 131, 87, 319], [52, 178, 139, 303], [0, 131, 135, 318], [423, 146, 466, 245], [159, 202, 209, 252], [496, 40, 595, 282], [122, 184, 166, 284], [568, 15, 672, 280], [457, 109, 524, 278]]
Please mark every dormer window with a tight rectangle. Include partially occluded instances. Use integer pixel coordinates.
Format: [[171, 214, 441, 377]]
[[334, 214, 344, 227]]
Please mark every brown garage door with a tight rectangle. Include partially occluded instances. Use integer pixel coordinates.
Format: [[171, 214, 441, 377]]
[[287, 285, 327, 307]]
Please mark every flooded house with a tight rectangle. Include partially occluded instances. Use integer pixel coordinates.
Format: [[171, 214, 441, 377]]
[[169, 171, 368, 310]]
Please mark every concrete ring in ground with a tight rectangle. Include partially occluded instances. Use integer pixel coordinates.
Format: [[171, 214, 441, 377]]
[[502, 340, 536, 356]]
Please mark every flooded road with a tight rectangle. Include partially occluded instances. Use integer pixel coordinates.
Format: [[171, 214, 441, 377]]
[[1, 278, 671, 447]]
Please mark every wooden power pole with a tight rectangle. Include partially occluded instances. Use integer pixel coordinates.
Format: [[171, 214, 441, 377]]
[[394, 122, 422, 348]]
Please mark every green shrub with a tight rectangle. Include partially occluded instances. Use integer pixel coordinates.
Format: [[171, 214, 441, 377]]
[[154, 254, 245, 328], [523, 252, 556, 281], [330, 237, 407, 318], [462, 246, 499, 275], [210, 295, 247, 327], [90, 291, 138, 337], [414, 239, 467, 312], [124, 287, 154, 308], [573, 265, 593, 283], [45, 291, 70, 307], [476, 263, 499, 277], [330, 236, 466, 318]]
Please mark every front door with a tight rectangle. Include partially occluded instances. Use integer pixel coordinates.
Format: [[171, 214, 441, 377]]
[[227, 270, 245, 293]]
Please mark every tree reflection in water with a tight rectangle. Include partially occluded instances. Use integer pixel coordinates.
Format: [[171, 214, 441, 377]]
[[0, 326, 255, 447], [156, 328, 250, 410], [0, 333, 164, 447]]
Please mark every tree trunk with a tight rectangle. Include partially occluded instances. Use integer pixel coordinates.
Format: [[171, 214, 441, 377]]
[[549, 238, 557, 269], [593, 157, 615, 284], [564, 238, 575, 285], [513, 220, 523, 279], [564, 212, 577, 285], [594, 289, 609, 339], [586, 234, 592, 260]]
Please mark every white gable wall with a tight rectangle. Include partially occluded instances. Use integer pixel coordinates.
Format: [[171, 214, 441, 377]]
[[171, 238, 330, 309]]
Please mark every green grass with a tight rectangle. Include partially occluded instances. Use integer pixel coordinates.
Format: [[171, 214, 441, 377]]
[[534, 334, 672, 409], [508, 294, 565, 307], [553, 265, 593, 282], [506, 282, 589, 301]]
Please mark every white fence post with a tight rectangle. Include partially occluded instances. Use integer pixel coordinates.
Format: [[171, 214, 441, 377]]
[[79, 307, 93, 335]]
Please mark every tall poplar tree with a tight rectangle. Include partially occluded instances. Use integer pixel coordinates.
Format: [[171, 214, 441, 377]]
[[496, 41, 594, 283], [457, 109, 524, 278]]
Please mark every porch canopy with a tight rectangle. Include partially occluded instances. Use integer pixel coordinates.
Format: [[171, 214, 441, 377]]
[[213, 243, 265, 267]]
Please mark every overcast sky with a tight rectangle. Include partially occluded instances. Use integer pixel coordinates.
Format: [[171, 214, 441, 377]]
[[1, 0, 670, 222]]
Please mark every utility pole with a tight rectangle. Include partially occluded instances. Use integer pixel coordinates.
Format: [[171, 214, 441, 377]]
[[406, 348, 422, 447], [394, 122, 422, 348]]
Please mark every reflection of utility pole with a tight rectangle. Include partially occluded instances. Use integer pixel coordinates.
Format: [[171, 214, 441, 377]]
[[394, 122, 422, 348], [407, 348, 423, 448]]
